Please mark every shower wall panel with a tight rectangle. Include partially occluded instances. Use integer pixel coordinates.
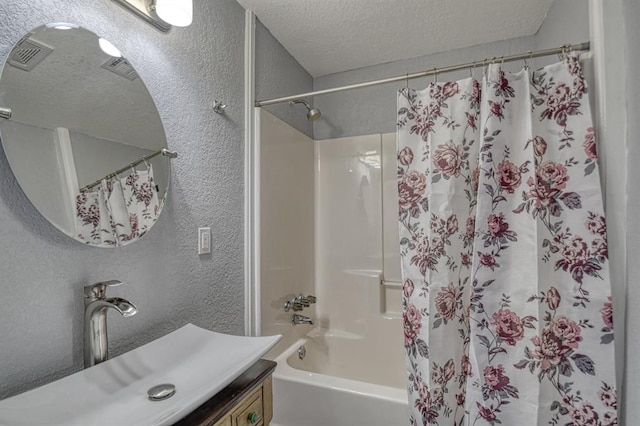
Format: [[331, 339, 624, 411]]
[[259, 109, 315, 357]]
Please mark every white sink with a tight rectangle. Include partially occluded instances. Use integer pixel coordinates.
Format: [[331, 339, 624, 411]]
[[0, 324, 281, 425]]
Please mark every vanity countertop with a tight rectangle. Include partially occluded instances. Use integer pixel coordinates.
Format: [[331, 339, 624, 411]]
[[175, 359, 277, 425]]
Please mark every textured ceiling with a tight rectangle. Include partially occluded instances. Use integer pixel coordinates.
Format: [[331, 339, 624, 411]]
[[1, 25, 165, 151], [236, 0, 554, 77]]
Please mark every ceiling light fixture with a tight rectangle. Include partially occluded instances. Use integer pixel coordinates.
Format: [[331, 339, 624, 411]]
[[99, 38, 123, 58], [45, 23, 79, 30], [154, 0, 193, 27], [111, 0, 192, 33]]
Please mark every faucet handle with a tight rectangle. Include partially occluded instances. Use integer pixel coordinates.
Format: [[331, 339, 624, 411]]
[[84, 280, 123, 299], [295, 294, 316, 306], [283, 300, 305, 312]]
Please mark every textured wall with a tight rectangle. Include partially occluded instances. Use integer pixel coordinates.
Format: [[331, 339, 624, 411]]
[[255, 20, 314, 138], [623, 0, 639, 421], [312, 36, 536, 140], [0, 0, 247, 399], [312, 0, 588, 140], [535, 0, 590, 50]]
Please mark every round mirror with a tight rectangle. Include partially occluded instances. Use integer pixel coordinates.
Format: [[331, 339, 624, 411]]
[[0, 24, 171, 247]]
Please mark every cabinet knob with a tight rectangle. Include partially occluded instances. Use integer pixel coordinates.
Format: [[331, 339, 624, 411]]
[[247, 411, 261, 424]]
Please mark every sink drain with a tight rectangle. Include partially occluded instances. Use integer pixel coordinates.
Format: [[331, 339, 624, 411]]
[[298, 345, 306, 360], [147, 383, 176, 401]]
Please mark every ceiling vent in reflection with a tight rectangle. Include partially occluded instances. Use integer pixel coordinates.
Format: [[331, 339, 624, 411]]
[[8, 34, 54, 71], [101, 57, 138, 81]]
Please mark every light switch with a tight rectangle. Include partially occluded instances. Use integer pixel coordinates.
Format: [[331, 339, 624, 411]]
[[198, 227, 211, 255]]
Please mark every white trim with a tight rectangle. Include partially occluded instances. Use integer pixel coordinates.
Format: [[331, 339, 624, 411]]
[[54, 127, 79, 233], [244, 9, 259, 336], [589, 0, 627, 395], [253, 108, 262, 337]]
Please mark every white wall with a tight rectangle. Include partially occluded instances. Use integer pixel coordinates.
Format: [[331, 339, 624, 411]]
[[0, 121, 68, 230]]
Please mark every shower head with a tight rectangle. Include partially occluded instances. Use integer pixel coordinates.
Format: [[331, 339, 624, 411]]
[[289, 99, 321, 121]]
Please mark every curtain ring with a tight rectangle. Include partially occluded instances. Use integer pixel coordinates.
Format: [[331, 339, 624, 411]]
[[129, 163, 136, 175], [405, 73, 409, 93], [525, 51, 533, 69], [142, 156, 150, 169], [432, 67, 438, 84], [470, 61, 475, 78], [482, 58, 488, 77]]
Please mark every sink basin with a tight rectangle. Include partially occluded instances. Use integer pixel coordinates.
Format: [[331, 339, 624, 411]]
[[0, 324, 281, 425]]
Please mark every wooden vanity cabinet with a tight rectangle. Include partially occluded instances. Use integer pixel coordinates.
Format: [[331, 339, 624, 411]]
[[175, 359, 276, 426]]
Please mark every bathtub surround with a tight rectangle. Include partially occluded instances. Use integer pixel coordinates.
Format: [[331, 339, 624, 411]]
[[0, 0, 310, 399], [258, 109, 315, 357], [259, 110, 408, 424]]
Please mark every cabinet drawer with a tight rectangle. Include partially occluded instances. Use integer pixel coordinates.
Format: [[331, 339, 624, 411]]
[[233, 392, 263, 426], [211, 415, 232, 426]]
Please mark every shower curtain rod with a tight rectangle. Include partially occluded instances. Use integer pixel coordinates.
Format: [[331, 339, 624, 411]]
[[255, 41, 590, 107], [80, 148, 178, 192]]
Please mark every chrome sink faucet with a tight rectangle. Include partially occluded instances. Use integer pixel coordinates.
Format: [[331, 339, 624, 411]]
[[84, 280, 137, 368]]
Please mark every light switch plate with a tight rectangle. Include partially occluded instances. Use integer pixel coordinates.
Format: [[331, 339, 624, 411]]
[[198, 227, 211, 255]]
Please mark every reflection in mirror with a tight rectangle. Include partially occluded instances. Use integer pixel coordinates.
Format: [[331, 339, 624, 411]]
[[0, 24, 172, 247]]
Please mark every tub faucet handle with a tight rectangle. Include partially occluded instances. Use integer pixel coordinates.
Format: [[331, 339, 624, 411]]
[[296, 294, 316, 306], [284, 300, 304, 312], [297, 296, 311, 307]]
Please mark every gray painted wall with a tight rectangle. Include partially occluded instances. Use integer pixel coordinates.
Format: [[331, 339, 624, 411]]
[[255, 20, 314, 138], [0, 0, 250, 399], [623, 0, 639, 422], [312, 0, 588, 140], [312, 35, 536, 140], [535, 0, 590, 50]]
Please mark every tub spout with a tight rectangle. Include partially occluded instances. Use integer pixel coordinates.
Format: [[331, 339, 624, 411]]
[[84, 281, 138, 368], [292, 314, 313, 325]]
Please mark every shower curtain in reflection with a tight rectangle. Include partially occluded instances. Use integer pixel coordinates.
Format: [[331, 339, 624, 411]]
[[75, 165, 160, 245], [397, 54, 617, 425]]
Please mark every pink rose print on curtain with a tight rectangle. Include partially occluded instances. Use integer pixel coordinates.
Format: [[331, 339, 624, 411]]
[[398, 53, 616, 425], [433, 141, 464, 178]]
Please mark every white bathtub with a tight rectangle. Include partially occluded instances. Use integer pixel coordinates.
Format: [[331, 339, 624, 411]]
[[270, 329, 409, 426]]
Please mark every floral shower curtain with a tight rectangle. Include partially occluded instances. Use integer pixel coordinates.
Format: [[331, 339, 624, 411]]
[[397, 54, 617, 425], [75, 164, 160, 246]]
